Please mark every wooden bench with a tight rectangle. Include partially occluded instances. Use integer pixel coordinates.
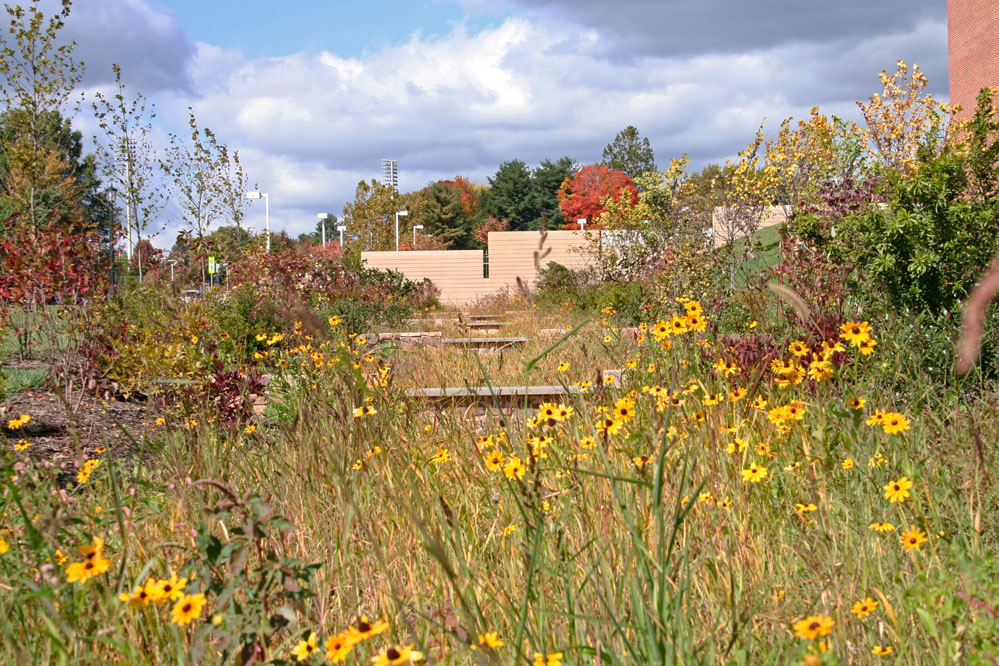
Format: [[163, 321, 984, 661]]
[[405, 384, 582, 406], [461, 321, 507, 330], [440, 337, 527, 349]]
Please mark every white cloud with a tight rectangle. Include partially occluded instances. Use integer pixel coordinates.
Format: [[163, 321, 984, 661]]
[[61, 4, 944, 246]]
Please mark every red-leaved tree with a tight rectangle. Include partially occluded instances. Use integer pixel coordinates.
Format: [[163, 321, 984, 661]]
[[557, 164, 638, 229]]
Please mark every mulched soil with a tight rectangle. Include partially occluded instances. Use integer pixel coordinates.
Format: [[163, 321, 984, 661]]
[[1, 390, 149, 464]]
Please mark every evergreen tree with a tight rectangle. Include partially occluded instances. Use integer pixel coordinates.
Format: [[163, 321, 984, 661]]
[[531, 156, 576, 228], [602, 125, 657, 180], [421, 182, 470, 248], [482, 159, 537, 231]]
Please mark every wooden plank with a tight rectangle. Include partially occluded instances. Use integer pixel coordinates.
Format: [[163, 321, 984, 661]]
[[462, 321, 507, 328], [406, 385, 583, 405], [440, 337, 527, 345], [464, 313, 501, 320]]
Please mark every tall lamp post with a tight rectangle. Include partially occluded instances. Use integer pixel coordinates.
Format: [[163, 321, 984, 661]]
[[245, 191, 270, 252], [412, 224, 424, 247], [394, 210, 408, 252], [337, 224, 346, 246], [168, 259, 177, 282], [317, 212, 329, 246]]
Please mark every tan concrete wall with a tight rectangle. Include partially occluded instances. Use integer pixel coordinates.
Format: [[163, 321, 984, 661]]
[[711, 206, 788, 248], [487, 230, 596, 289], [360, 250, 488, 304], [361, 230, 597, 305]]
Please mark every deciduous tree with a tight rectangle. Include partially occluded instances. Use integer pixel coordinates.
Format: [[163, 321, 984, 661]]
[[556, 164, 638, 229], [91, 64, 166, 280]]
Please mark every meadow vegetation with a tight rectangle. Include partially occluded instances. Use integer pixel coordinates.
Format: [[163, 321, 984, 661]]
[[1, 0, 999, 662]]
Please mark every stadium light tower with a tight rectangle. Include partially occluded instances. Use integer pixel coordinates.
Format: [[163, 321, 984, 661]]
[[381, 159, 398, 189]]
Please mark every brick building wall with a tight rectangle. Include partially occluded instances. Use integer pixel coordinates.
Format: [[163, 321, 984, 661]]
[[949, 0, 999, 115]]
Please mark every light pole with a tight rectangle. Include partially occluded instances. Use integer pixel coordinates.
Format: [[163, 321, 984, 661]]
[[337, 225, 346, 247], [168, 259, 177, 282], [245, 191, 270, 252], [317, 212, 329, 247], [578, 218, 586, 231], [413, 224, 424, 247], [395, 210, 408, 252]]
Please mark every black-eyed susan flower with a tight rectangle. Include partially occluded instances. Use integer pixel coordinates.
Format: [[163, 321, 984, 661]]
[[613, 397, 636, 422], [702, 392, 723, 406], [883, 477, 913, 503], [156, 574, 188, 603], [851, 597, 878, 618], [7, 414, 31, 430], [857, 337, 877, 355], [430, 447, 450, 464], [633, 455, 651, 468], [788, 340, 809, 357], [871, 645, 893, 656], [792, 615, 834, 640], [842, 458, 855, 469], [476, 632, 504, 649], [848, 397, 866, 410], [348, 615, 389, 644], [533, 651, 564, 666], [839, 321, 872, 346], [291, 632, 319, 662], [65, 537, 111, 583], [484, 450, 506, 471], [13, 440, 30, 451], [728, 386, 748, 402], [595, 417, 624, 437], [579, 436, 596, 449], [170, 593, 206, 625], [869, 521, 895, 532], [712, 358, 739, 377], [751, 396, 768, 410], [370, 644, 423, 665], [794, 502, 817, 515], [881, 412, 910, 434], [742, 464, 767, 483], [503, 457, 526, 481], [325, 632, 353, 663], [353, 405, 377, 418], [119, 579, 158, 607], [901, 526, 928, 551]]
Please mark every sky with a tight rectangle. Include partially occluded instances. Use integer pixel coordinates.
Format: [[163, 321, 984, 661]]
[[61, 0, 949, 246]]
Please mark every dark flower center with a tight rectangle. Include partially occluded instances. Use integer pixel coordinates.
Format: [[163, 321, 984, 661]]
[[163, 584, 173, 593], [387, 648, 400, 659], [808, 621, 820, 630], [182, 603, 192, 613], [358, 621, 371, 632], [893, 485, 900, 491], [852, 327, 860, 334], [85, 561, 94, 570]]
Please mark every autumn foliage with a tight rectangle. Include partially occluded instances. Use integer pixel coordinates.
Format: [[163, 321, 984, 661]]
[[557, 164, 638, 229]]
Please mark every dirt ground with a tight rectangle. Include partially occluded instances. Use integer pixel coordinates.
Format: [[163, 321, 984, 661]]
[[1, 390, 149, 464]]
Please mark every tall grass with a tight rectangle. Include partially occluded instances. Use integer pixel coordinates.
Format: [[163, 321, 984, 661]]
[[1, 304, 997, 664]]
